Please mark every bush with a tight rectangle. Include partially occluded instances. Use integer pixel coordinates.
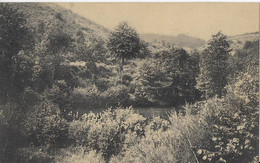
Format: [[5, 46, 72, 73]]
[[16, 146, 55, 163], [132, 86, 151, 107], [0, 103, 25, 162], [68, 107, 146, 161], [55, 147, 105, 163], [42, 80, 71, 114], [122, 74, 133, 86], [193, 65, 259, 163], [112, 111, 212, 163], [194, 94, 258, 163], [70, 85, 102, 110], [183, 101, 205, 115], [23, 100, 68, 147], [102, 84, 130, 107]]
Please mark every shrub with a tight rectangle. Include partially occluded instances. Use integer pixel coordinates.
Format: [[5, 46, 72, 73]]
[[132, 86, 151, 107], [112, 110, 212, 163], [183, 101, 205, 115], [231, 71, 258, 107], [23, 100, 68, 147], [68, 107, 146, 161], [71, 85, 102, 110], [56, 147, 105, 163], [102, 84, 130, 107], [0, 103, 25, 162], [122, 74, 133, 86], [145, 115, 170, 132], [195, 95, 258, 163], [95, 78, 110, 92], [55, 12, 64, 21], [42, 80, 71, 114], [16, 146, 55, 163], [193, 65, 259, 163]]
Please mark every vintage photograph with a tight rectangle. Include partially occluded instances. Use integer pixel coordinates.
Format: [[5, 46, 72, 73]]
[[0, 2, 259, 163]]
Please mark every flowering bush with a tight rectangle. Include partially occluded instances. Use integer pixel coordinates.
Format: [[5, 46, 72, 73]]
[[112, 110, 212, 163], [68, 107, 146, 161], [195, 94, 258, 163], [56, 147, 105, 163]]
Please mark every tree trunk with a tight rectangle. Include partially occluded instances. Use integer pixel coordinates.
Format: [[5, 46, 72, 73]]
[[119, 57, 124, 82]]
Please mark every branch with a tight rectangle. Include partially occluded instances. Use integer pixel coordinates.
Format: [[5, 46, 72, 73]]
[[188, 139, 200, 163]]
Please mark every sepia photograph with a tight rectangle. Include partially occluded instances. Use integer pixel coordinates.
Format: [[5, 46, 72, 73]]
[[0, 2, 259, 163]]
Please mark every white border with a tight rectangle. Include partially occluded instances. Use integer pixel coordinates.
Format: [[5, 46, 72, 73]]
[[0, 0, 259, 2]]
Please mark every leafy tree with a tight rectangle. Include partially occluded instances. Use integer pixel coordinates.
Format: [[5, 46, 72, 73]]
[[33, 18, 79, 91], [196, 32, 231, 99], [137, 40, 151, 59], [23, 99, 67, 147], [228, 40, 259, 82], [243, 40, 255, 49], [108, 22, 141, 81], [139, 47, 200, 106], [0, 4, 34, 103]]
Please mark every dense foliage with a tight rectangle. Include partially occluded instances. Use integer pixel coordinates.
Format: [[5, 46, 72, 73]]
[[196, 32, 231, 99], [0, 4, 34, 102], [108, 22, 141, 81], [137, 47, 200, 106]]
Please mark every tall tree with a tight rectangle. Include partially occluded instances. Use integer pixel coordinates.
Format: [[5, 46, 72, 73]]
[[139, 47, 200, 106], [107, 22, 140, 81], [196, 32, 231, 99]]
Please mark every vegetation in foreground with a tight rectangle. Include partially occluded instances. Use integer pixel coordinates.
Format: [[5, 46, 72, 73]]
[[0, 4, 259, 163]]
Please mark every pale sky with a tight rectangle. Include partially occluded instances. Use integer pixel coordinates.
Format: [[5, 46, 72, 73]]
[[57, 3, 259, 40]]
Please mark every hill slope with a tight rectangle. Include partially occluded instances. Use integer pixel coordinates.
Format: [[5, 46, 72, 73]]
[[10, 3, 110, 42], [140, 33, 206, 49], [196, 32, 259, 52], [228, 32, 259, 50]]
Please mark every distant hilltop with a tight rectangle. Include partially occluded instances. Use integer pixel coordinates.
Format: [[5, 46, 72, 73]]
[[227, 32, 259, 50], [140, 33, 206, 49]]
